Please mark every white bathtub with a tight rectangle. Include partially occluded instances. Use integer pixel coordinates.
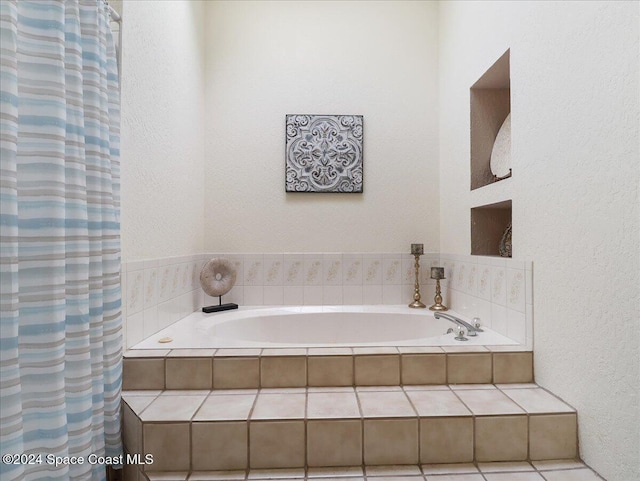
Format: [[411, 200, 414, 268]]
[[132, 305, 518, 349]]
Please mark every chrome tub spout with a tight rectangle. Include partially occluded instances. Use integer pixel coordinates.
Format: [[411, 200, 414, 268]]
[[435, 312, 481, 337]]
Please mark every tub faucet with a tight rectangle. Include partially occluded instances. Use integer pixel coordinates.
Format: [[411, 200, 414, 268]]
[[435, 312, 481, 337]]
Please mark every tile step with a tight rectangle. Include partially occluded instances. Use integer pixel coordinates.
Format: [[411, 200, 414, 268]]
[[122, 383, 577, 472], [126, 460, 604, 481], [123, 348, 533, 390]]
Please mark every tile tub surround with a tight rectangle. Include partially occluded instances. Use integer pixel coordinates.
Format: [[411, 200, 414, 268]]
[[121, 384, 578, 473], [122, 254, 210, 349], [122, 348, 534, 390], [440, 254, 533, 349], [122, 252, 533, 350]]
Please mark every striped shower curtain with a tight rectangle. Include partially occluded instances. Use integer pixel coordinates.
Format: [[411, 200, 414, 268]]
[[0, 1, 122, 480]]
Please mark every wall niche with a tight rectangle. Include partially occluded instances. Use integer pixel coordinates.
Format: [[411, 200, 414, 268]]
[[470, 49, 510, 190], [471, 200, 512, 257]]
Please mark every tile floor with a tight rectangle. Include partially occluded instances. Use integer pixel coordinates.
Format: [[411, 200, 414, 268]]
[[141, 460, 604, 480]]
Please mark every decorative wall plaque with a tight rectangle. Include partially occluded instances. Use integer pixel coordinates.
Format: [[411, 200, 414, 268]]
[[286, 114, 363, 193]]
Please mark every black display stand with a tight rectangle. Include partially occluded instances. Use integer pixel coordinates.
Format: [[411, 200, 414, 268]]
[[202, 296, 238, 313]]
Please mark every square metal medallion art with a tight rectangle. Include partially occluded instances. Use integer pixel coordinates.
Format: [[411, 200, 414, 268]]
[[285, 114, 363, 193]]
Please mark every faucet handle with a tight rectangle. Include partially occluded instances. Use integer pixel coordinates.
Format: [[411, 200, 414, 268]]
[[454, 326, 468, 342], [472, 317, 484, 332]]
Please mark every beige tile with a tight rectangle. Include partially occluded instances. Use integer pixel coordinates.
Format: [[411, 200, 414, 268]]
[[421, 463, 479, 474], [214, 358, 260, 389], [307, 392, 360, 419], [403, 385, 450, 391], [122, 404, 142, 455], [188, 471, 246, 480], [260, 356, 306, 388], [215, 348, 262, 357], [407, 390, 471, 417], [354, 355, 400, 386], [356, 386, 403, 392], [478, 461, 535, 472], [531, 459, 586, 471], [307, 420, 362, 467], [365, 465, 422, 476], [146, 473, 188, 481], [363, 419, 418, 465], [121, 462, 138, 481], [485, 345, 531, 352], [261, 348, 307, 356], [475, 416, 528, 462], [447, 353, 492, 384], [308, 348, 352, 356], [168, 349, 216, 357], [123, 390, 162, 398], [529, 414, 577, 460], [307, 387, 355, 393], [165, 358, 212, 390], [502, 388, 575, 414], [353, 347, 398, 355], [194, 393, 256, 421], [450, 384, 496, 390], [443, 346, 489, 353], [259, 388, 306, 394], [123, 359, 165, 390], [455, 389, 524, 415], [422, 476, 483, 481], [307, 466, 363, 477], [249, 421, 305, 468], [247, 468, 305, 479], [251, 393, 306, 420], [358, 391, 416, 417], [539, 470, 602, 481], [123, 395, 158, 414], [398, 346, 444, 354], [493, 352, 533, 383], [401, 354, 446, 385], [192, 422, 247, 470], [308, 356, 353, 386], [124, 349, 170, 358], [496, 383, 538, 389], [140, 395, 206, 421], [367, 474, 424, 481], [210, 389, 258, 395], [143, 423, 190, 471], [160, 390, 211, 396], [483, 474, 544, 481], [420, 417, 473, 464]]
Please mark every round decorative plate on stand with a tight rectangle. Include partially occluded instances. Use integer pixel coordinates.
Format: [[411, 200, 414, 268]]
[[200, 258, 239, 312], [490, 113, 512, 181]]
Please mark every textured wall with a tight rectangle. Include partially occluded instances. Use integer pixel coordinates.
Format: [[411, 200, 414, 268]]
[[438, 2, 639, 479], [203, 0, 440, 253], [120, 0, 206, 260]]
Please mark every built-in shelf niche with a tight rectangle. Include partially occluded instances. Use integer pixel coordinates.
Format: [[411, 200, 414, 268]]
[[471, 200, 512, 257], [470, 49, 510, 191]]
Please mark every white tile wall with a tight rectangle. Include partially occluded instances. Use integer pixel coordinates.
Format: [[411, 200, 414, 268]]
[[441, 253, 533, 349], [121, 252, 533, 349], [122, 254, 207, 349]]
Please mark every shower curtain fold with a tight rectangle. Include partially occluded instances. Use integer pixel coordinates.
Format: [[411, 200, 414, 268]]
[[0, 1, 122, 480]]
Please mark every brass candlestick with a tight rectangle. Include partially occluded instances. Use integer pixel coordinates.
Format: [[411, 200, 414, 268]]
[[429, 267, 448, 311], [409, 244, 426, 309]]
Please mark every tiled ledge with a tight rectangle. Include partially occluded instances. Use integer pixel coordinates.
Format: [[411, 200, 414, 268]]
[[123, 348, 534, 390], [122, 384, 577, 472], [127, 461, 604, 481]]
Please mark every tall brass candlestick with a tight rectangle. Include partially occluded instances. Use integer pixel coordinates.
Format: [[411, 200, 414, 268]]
[[409, 244, 426, 309], [429, 267, 448, 311]]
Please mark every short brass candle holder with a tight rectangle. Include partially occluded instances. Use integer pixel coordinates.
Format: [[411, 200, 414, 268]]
[[429, 267, 448, 311], [409, 244, 426, 309]]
